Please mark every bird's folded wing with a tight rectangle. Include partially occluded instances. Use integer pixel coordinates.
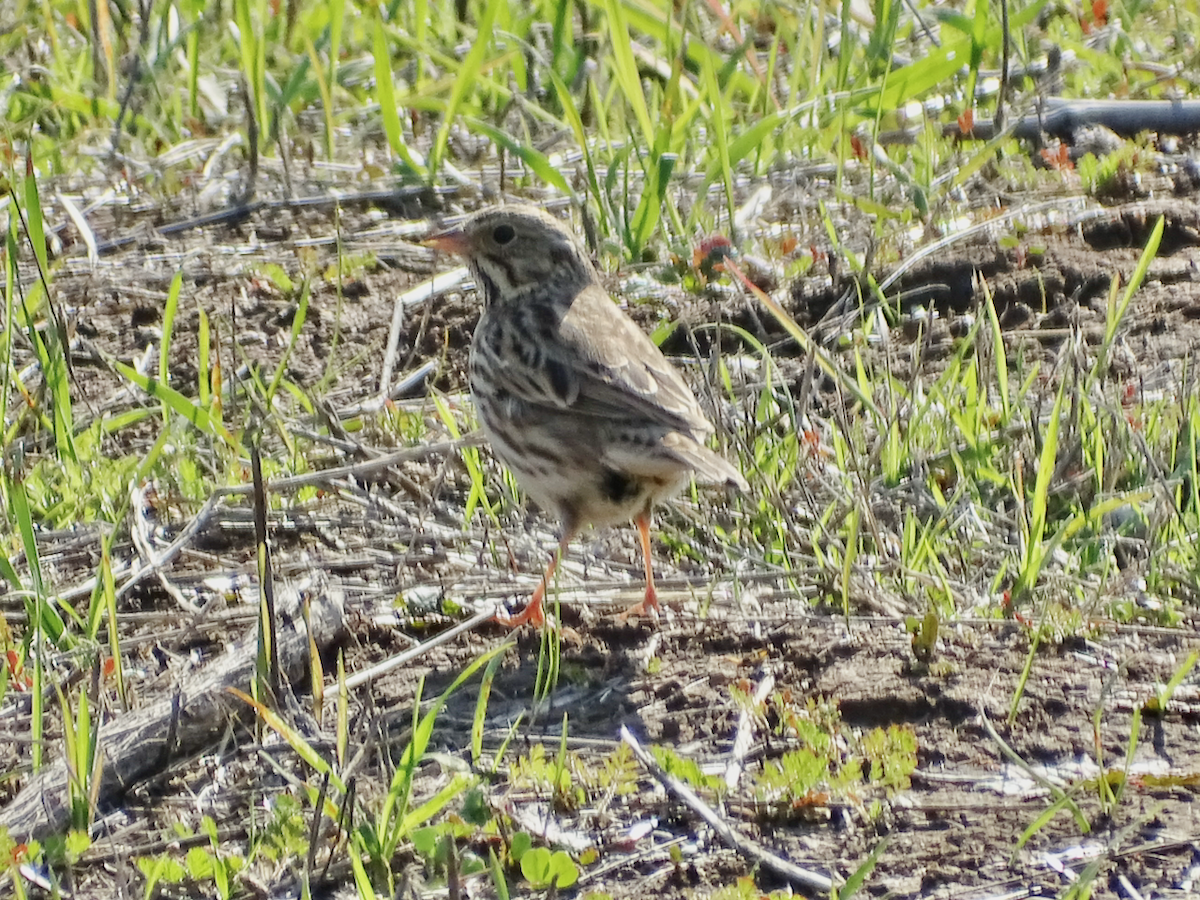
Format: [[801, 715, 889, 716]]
[[527, 283, 716, 437]]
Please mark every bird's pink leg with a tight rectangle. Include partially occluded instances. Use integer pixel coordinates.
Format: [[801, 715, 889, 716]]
[[621, 512, 660, 620], [495, 528, 574, 628]]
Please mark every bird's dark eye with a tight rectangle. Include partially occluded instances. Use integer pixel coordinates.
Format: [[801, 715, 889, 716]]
[[492, 224, 516, 244]]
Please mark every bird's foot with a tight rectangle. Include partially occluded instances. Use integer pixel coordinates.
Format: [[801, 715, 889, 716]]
[[494, 597, 546, 629], [619, 586, 660, 622]]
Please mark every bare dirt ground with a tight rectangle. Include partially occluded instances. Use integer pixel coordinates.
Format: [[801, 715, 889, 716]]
[[3, 176, 1200, 898]]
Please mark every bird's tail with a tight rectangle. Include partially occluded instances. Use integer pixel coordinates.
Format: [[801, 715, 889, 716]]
[[602, 431, 749, 492], [662, 432, 748, 491]]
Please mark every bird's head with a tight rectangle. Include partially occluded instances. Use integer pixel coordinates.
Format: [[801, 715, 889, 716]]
[[425, 205, 595, 307]]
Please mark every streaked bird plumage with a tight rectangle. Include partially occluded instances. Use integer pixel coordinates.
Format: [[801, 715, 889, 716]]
[[426, 205, 746, 626]]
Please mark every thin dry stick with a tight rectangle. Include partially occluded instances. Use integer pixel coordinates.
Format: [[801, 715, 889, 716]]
[[344, 607, 502, 690], [620, 726, 836, 893], [116, 492, 223, 601], [380, 265, 469, 393], [724, 673, 774, 790], [343, 359, 438, 417], [129, 481, 199, 613], [215, 438, 478, 497]]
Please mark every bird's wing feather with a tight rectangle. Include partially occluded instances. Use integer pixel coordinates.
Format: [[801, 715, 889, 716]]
[[509, 283, 715, 439]]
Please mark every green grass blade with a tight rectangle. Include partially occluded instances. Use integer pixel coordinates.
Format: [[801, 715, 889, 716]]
[[96, 556, 125, 710], [1091, 215, 1163, 382], [430, 0, 504, 179], [602, 0, 655, 148], [697, 14, 734, 227], [303, 37, 337, 161], [159, 269, 183, 389], [628, 152, 675, 256], [722, 257, 884, 425], [197, 306, 211, 408], [697, 107, 786, 204], [547, 67, 607, 230], [432, 392, 497, 525], [1012, 375, 1068, 601], [874, 0, 1047, 112], [111, 359, 240, 450], [380, 645, 506, 854], [372, 6, 426, 176], [471, 650, 506, 767], [611, 0, 758, 99], [21, 173, 48, 276], [233, 0, 262, 147], [463, 118, 577, 199], [10, 474, 59, 771], [982, 281, 1010, 422], [12, 180, 77, 463], [328, 0, 345, 93], [230, 685, 346, 790], [266, 279, 310, 404]]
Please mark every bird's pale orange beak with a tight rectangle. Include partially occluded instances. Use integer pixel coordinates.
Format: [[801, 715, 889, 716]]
[[423, 227, 469, 254]]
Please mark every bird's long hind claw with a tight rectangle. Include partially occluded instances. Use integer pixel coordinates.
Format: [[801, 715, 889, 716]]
[[494, 551, 558, 629], [619, 583, 659, 621], [494, 599, 546, 628]]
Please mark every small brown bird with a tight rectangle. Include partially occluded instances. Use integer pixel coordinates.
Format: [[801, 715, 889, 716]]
[[426, 205, 747, 627]]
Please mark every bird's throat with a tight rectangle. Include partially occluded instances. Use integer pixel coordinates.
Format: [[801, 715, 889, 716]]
[[473, 267, 503, 308]]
